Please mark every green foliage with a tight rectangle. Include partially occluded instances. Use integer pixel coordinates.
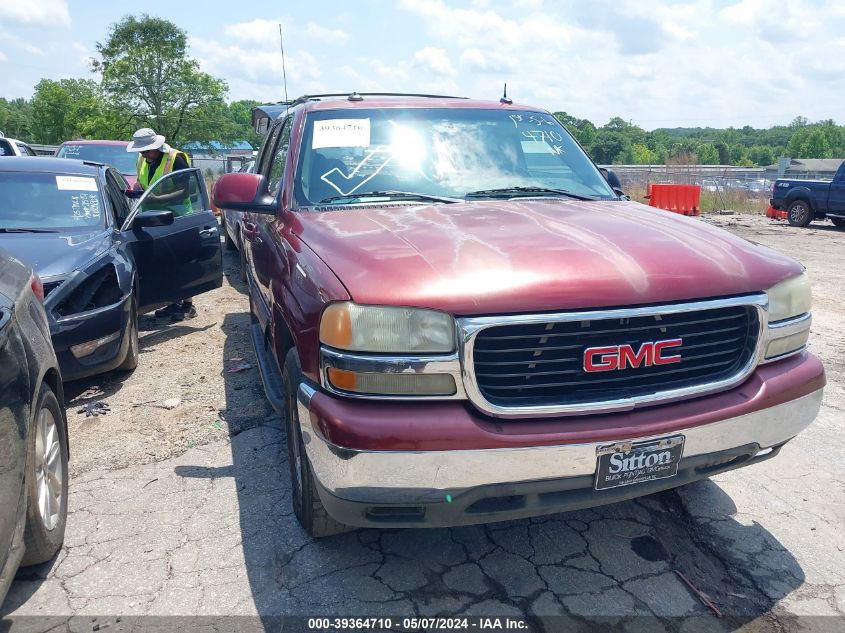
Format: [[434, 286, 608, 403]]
[[696, 143, 719, 165], [0, 98, 33, 139], [29, 79, 132, 144], [93, 14, 228, 144], [631, 143, 659, 164]]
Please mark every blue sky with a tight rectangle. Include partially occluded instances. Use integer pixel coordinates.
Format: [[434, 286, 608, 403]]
[[1, 0, 844, 129]]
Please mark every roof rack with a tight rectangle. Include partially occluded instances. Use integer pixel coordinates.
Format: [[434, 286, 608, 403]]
[[288, 92, 469, 106]]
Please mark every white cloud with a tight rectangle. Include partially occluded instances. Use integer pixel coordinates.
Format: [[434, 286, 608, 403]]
[[0, 30, 44, 55], [223, 18, 286, 47], [0, 0, 70, 27], [719, 0, 766, 24], [412, 47, 456, 76], [305, 22, 350, 43], [459, 48, 517, 74], [0, 51, 6, 62], [190, 35, 324, 101]]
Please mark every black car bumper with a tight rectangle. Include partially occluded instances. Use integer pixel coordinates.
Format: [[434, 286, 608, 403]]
[[50, 292, 132, 381]]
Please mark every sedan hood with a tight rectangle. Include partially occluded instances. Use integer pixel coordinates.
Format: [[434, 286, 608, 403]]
[[0, 230, 112, 279], [296, 200, 803, 315]]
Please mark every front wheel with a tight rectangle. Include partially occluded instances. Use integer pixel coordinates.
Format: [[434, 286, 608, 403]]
[[830, 217, 845, 229], [21, 383, 68, 566], [282, 349, 350, 538], [787, 200, 813, 227], [117, 295, 139, 372]]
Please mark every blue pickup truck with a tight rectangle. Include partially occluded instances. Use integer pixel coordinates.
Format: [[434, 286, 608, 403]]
[[771, 160, 845, 228]]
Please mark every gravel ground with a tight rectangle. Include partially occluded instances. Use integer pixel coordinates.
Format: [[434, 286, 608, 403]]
[[61, 252, 273, 477], [2, 214, 843, 629]]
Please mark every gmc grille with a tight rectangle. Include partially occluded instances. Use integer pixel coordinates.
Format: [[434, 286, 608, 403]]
[[471, 305, 759, 409]]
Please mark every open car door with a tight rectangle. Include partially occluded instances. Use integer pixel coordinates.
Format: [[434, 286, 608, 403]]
[[121, 168, 223, 312]]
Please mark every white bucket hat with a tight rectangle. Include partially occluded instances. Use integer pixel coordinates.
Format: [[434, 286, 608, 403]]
[[127, 127, 166, 152]]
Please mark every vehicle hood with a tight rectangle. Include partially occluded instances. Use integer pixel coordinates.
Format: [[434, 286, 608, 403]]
[[295, 199, 804, 315], [0, 230, 113, 279]]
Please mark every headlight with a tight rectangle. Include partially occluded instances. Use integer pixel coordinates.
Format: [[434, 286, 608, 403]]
[[763, 272, 812, 362], [320, 302, 456, 353], [766, 272, 811, 322]]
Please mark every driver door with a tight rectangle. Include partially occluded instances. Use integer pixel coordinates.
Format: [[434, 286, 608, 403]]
[[122, 168, 223, 312]]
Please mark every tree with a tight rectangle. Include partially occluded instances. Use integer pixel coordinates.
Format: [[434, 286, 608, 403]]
[[589, 131, 627, 164], [714, 141, 730, 164], [631, 143, 658, 164], [0, 98, 32, 139], [93, 14, 228, 144], [696, 143, 719, 165], [228, 99, 264, 148], [748, 145, 774, 166], [800, 129, 831, 158]]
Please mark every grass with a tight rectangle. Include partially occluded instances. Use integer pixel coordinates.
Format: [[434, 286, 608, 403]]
[[626, 185, 769, 215]]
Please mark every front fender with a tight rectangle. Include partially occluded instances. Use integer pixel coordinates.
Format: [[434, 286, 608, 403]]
[[783, 187, 817, 212]]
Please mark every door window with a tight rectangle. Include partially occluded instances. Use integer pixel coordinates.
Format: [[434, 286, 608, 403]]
[[267, 118, 292, 198], [105, 169, 131, 227], [257, 121, 284, 176], [136, 169, 203, 218]]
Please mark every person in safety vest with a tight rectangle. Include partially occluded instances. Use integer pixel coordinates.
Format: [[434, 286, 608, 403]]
[[127, 127, 196, 321]]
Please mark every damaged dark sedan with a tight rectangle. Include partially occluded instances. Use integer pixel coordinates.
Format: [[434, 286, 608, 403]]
[[0, 157, 222, 380]]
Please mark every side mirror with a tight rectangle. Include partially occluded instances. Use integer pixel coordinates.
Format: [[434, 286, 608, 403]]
[[213, 173, 276, 215], [133, 210, 174, 228], [600, 168, 628, 199]]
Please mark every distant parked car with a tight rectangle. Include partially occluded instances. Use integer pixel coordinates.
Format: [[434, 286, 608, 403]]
[[0, 133, 37, 157], [0, 157, 223, 380], [700, 179, 724, 192], [55, 140, 139, 189], [220, 159, 254, 272], [0, 248, 68, 607]]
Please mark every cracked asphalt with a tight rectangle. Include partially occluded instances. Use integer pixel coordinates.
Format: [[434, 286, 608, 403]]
[[1, 214, 843, 630]]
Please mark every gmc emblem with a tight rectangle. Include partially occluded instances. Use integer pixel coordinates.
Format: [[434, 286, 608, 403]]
[[583, 339, 683, 373]]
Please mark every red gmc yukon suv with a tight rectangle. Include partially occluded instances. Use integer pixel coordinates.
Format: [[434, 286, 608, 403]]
[[214, 93, 825, 537]]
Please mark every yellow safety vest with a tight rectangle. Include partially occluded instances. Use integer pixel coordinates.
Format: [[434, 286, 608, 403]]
[[137, 149, 192, 213], [137, 149, 191, 190]]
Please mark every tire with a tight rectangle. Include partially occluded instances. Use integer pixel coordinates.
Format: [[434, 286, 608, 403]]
[[117, 295, 139, 372], [830, 217, 845, 229], [223, 217, 236, 251], [238, 232, 248, 283], [21, 383, 68, 566], [282, 349, 351, 538], [787, 199, 813, 227]]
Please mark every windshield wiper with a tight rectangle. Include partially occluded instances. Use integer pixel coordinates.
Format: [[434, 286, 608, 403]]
[[0, 227, 60, 233], [464, 187, 597, 201], [319, 191, 462, 205]]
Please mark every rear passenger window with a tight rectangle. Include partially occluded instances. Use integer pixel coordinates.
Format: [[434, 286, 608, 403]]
[[0, 139, 13, 156]]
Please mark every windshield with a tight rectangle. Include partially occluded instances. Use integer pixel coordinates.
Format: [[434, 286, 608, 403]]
[[57, 143, 137, 175], [0, 172, 105, 230], [294, 108, 614, 206]]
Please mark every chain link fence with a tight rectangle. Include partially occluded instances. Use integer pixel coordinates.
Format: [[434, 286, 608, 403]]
[[603, 165, 773, 213]]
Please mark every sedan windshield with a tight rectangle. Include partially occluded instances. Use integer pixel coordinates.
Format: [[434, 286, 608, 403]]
[[0, 172, 105, 230], [295, 108, 615, 206], [57, 143, 137, 175]]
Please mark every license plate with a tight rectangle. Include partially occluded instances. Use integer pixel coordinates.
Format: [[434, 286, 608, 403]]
[[594, 435, 685, 491]]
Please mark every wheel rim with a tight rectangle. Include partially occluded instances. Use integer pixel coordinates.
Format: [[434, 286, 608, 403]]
[[35, 407, 63, 531], [790, 203, 807, 224]]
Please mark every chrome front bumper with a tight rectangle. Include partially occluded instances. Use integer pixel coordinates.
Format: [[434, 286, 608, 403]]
[[297, 385, 823, 504]]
